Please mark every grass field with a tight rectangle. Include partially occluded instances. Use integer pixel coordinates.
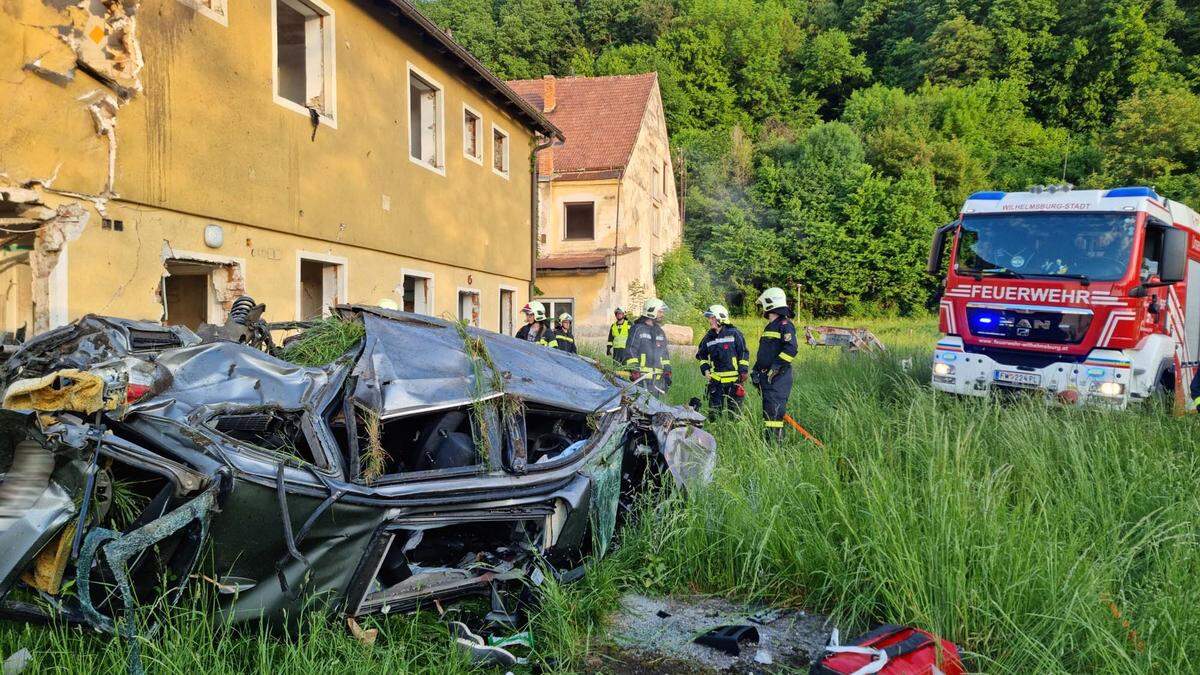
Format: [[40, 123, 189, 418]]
[[3, 316, 1198, 673]]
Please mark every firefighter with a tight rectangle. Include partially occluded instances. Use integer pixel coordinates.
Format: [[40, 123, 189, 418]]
[[751, 287, 798, 440], [515, 301, 555, 347], [624, 298, 672, 396], [696, 304, 749, 416], [553, 313, 577, 354], [607, 306, 631, 364]]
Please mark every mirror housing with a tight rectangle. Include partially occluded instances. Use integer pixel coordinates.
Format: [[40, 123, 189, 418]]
[[1160, 227, 1188, 284], [927, 221, 958, 276]]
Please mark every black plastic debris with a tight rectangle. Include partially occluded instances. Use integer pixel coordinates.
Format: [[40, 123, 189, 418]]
[[656, 609, 672, 619], [693, 624, 760, 656]]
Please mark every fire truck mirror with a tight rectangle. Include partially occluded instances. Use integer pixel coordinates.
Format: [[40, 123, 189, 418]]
[[1160, 228, 1189, 284], [928, 221, 958, 275]]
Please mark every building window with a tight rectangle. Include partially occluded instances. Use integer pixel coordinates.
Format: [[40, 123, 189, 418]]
[[408, 65, 444, 173], [492, 124, 510, 178], [273, 0, 335, 122], [463, 105, 482, 164], [458, 290, 481, 327], [499, 288, 514, 335], [401, 271, 433, 315], [540, 299, 574, 321], [297, 254, 346, 320], [564, 202, 595, 240]]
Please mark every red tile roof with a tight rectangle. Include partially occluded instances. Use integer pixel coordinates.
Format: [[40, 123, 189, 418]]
[[536, 252, 610, 272], [506, 74, 658, 178]]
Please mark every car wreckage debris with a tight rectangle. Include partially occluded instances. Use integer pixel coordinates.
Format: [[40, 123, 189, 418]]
[[0, 303, 717, 671]]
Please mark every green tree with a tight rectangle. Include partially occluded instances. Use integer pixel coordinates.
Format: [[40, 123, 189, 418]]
[[1095, 84, 1200, 203], [493, 0, 584, 78], [922, 15, 996, 85]]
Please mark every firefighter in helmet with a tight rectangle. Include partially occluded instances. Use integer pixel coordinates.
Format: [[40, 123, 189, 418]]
[[624, 298, 672, 396], [696, 304, 749, 416], [553, 312, 577, 354], [515, 301, 555, 347], [751, 287, 798, 439], [607, 306, 631, 364]]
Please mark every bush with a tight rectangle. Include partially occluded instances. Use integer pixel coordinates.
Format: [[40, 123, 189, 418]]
[[655, 247, 714, 328]]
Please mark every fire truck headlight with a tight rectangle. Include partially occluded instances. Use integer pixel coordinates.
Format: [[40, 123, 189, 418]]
[[933, 362, 954, 377], [1094, 381, 1124, 397]]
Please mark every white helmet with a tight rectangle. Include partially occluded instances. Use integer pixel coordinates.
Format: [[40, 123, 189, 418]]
[[704, 304, 731, 324], [642, 298, 667, 319], [558, 312, 573, 324], [522, 301, 547, 322], [377, 298, 400, 310], [756, 287, 787, 314], [614, 306, 627, 315]]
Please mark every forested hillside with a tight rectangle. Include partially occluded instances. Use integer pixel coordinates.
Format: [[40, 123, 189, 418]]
[[421, 0, 1200, 316]]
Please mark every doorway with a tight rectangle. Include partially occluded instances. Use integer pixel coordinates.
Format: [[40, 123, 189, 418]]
[[458, 290, 480, 327], [162, 260, 217, 329], [499, 288, 514, 335], [299, 258, 343, 319]]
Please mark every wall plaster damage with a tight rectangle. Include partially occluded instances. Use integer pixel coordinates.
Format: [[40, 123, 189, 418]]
[[4, 0, 145, 333]]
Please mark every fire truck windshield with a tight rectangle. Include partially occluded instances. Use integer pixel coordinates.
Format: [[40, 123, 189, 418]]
[[955, 212, 1138, 282]]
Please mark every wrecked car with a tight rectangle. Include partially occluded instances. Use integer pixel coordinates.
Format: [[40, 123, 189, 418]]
[[0, 305, 715, 636]]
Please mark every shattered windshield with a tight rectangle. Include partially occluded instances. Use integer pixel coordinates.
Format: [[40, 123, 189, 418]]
[[955, 212, 1138, 281]]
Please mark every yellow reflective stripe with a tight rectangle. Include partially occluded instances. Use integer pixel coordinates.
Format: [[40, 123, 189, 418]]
[[762, 331, 781, 339], [779, 352, 794, 363], [764, 420, 784, 428], [557, 335, 575, 343], [662, 359, 671, 366], [712, 374, 738, 383], [713, 370, 738, 377], [625, 358, 639, 366], [739, 359, 751, 366]]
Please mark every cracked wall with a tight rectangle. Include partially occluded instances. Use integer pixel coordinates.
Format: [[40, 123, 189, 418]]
[[1, 0, 142, 333], [2, 0, 539, 334]]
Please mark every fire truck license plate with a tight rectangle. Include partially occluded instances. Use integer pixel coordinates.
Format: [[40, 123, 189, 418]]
[[993, 370, 1041, 387]]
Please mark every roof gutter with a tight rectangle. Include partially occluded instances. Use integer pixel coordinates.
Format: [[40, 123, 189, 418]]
[[531, 135, 555, 298]]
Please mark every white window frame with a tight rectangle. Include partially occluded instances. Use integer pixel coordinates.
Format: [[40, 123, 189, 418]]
[[498, 284, 518, 335], [271, 0, 337, 127], [539, 298, 575, 321], [462, 103, 483, 165], [175, 0, 228, 25], [399, 268, 435, 315], [457, 286, 482, 327], [407, 63, 446, 176], [295, 251, 349, 320], [491, 123, 510, 179]]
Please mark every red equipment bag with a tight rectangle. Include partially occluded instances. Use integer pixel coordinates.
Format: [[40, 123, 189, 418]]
[[811, 624, 966, 675]]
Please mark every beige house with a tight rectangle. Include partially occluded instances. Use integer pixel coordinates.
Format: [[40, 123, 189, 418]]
[[507, 74, 682, 334], [0, 0, 561, 338]]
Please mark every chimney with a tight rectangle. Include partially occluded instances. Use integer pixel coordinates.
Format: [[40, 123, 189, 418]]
[[542, 75, 556, 114]]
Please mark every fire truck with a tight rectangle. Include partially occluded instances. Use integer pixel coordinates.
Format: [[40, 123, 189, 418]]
[[927, 186, 1200, 407]]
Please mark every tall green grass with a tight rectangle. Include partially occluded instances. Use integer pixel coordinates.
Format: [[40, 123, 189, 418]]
[[3, 317, 1197, 673]]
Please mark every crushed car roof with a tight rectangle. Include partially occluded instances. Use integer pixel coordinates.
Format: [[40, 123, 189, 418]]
[[346, 306, 626, 416]]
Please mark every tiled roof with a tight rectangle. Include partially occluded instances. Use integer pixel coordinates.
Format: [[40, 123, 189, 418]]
[[507, 73, 657, 177], [536, 252, 610, 272]]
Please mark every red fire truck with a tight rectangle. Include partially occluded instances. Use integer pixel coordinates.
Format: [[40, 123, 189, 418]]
[[927, 185, 1200, 407]]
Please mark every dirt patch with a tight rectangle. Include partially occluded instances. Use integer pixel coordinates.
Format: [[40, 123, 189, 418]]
[[599, 594, 831, 673]]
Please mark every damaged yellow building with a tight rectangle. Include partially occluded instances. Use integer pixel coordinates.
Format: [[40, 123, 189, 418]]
[[0, 0, 561, 337]]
